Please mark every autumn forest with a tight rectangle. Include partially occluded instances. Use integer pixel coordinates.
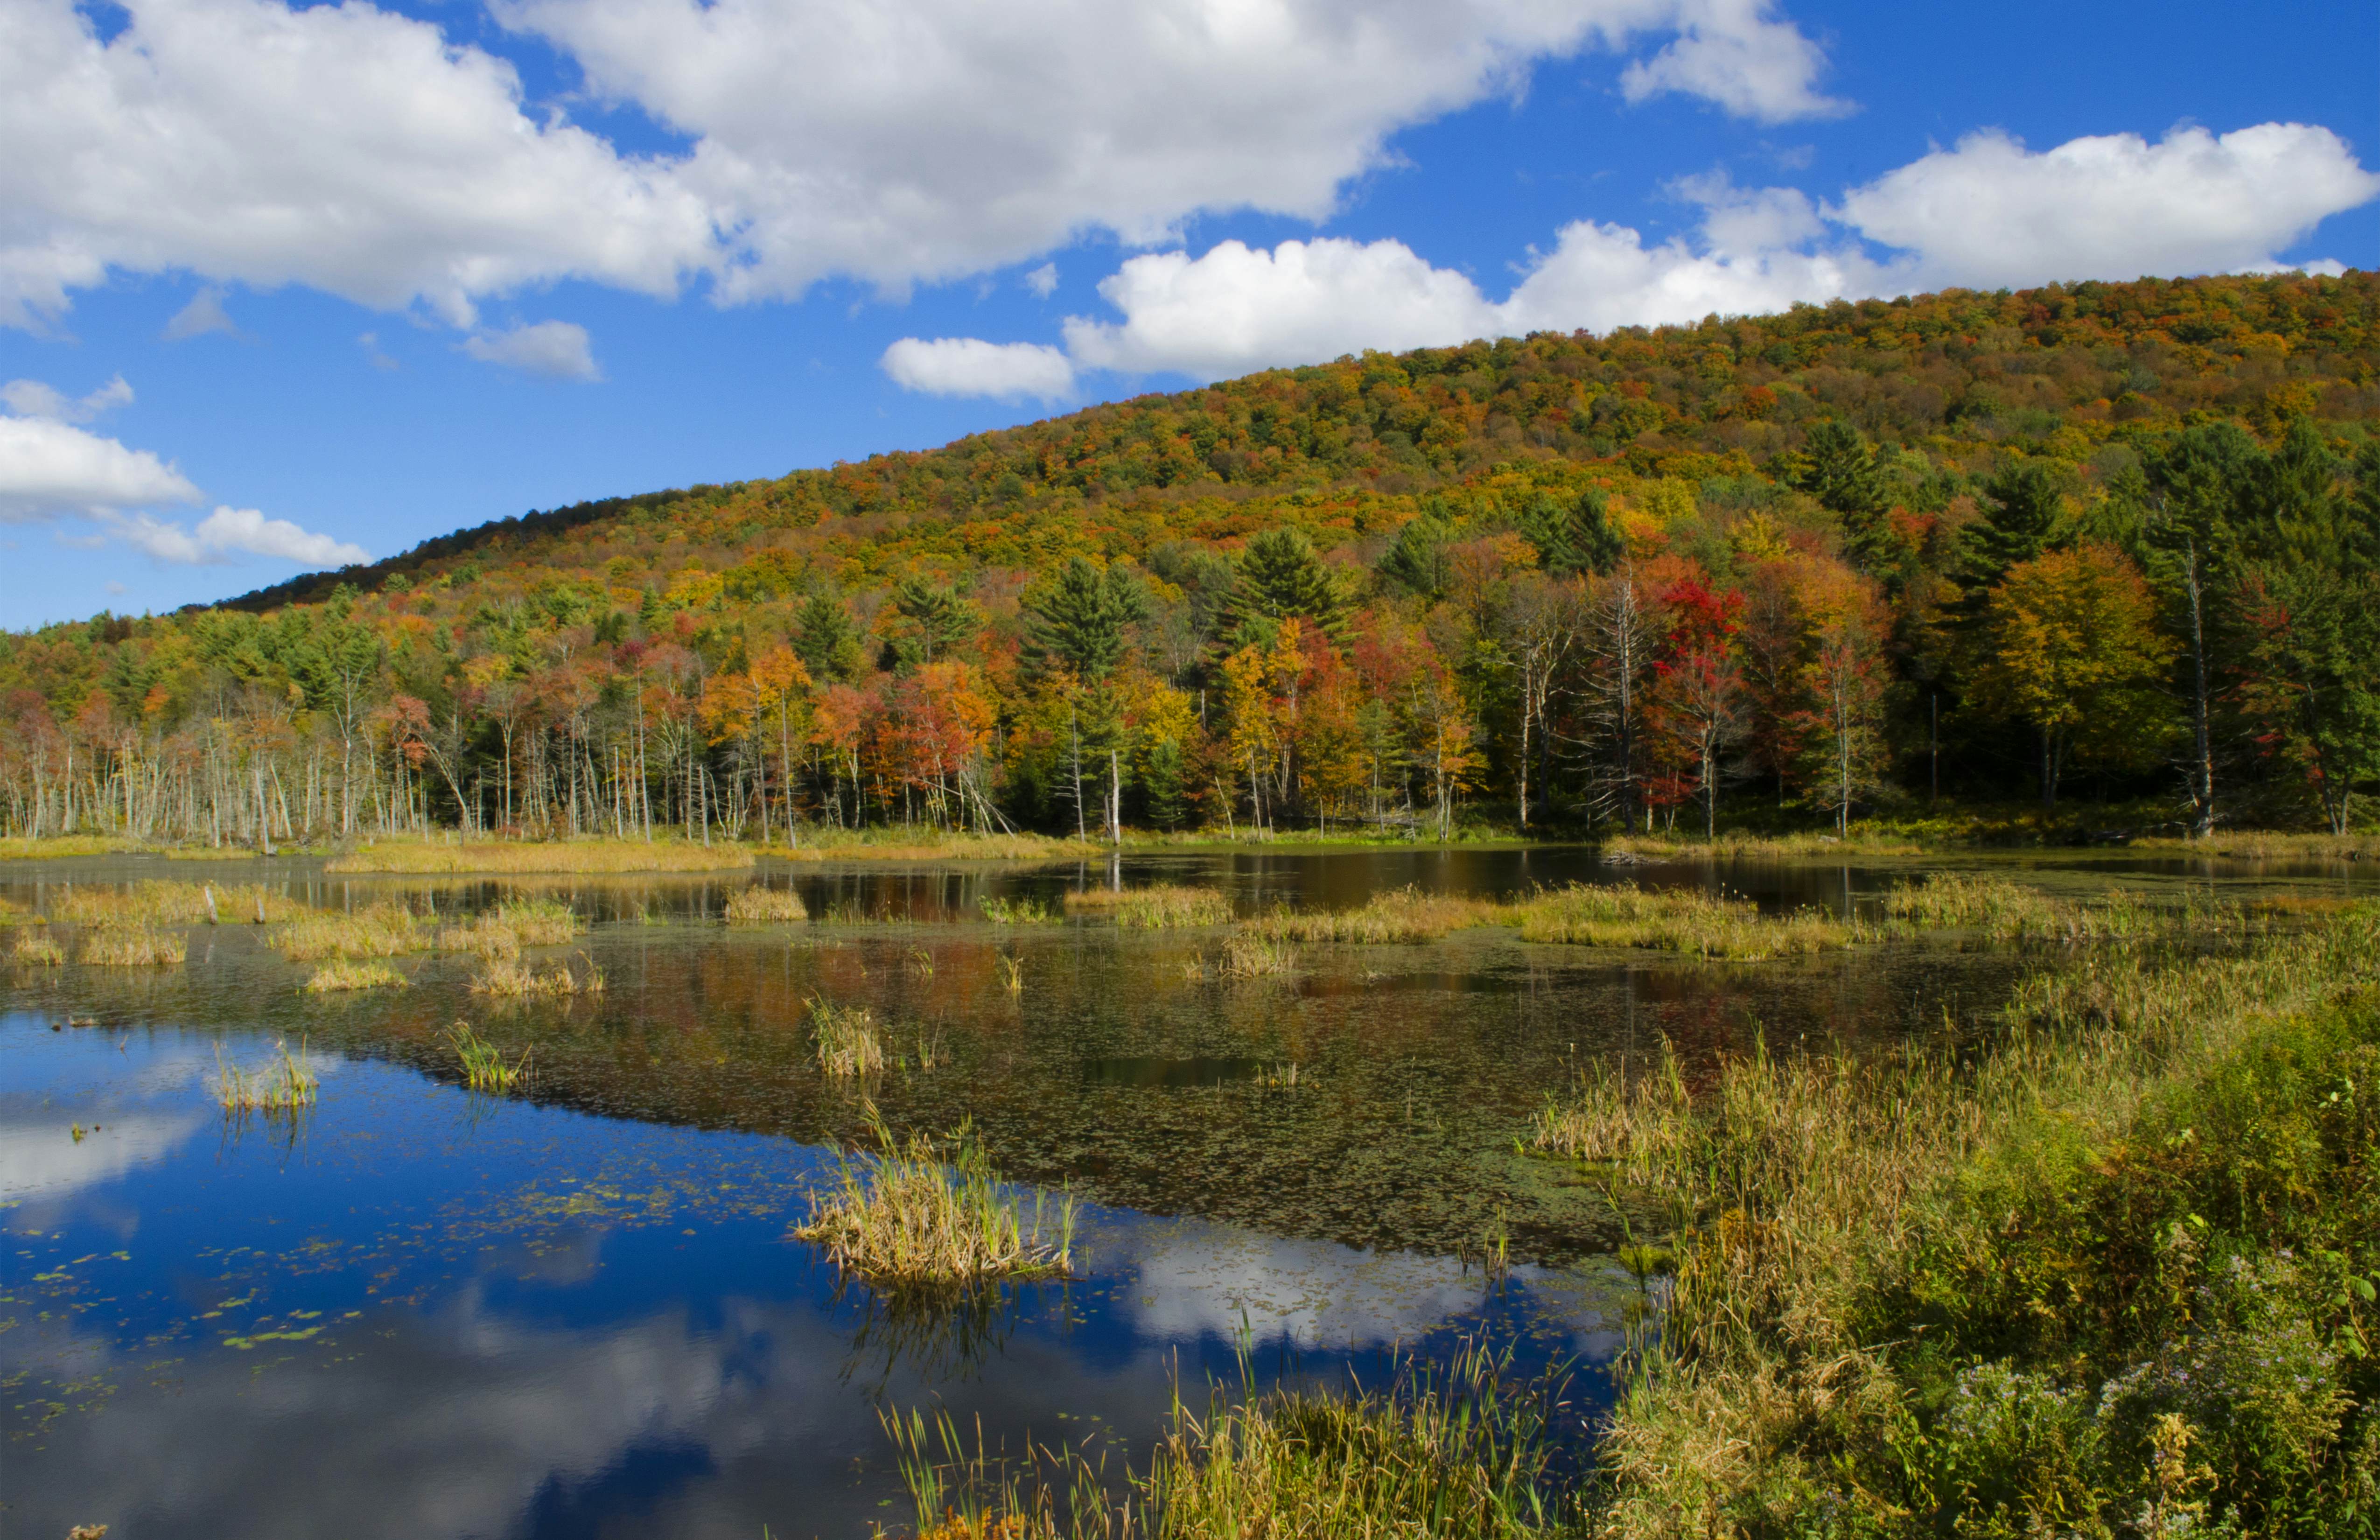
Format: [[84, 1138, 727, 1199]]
[[5, 269, 2377, 847]]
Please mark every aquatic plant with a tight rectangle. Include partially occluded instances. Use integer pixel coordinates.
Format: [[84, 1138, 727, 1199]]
[[1067, 883, 1234, 927], [277, 904, 426, 961], [1218, 931, 1296, 978], [469, 953, 603, 996], [327, 837, 752, 873], [51, 879, 298, 927], [1604, 829, 1925, 861], [810, 996, 887, 1076], [12, 931, 65, 966], [904, 946, 936, 978], [1251, 886, 1501, 944], [447, 1020, 530, 1093], [795, 1113, 1071, 1289], [996, 952, 1024, 994], [772, 829, 1098, 863], [214, 1039, 320, 1112], [439, 897, 584, 957], [303, 958, 407, 992], [724, 885, 809, 924], [1513, 882, 1857, 958], [976, 895, 1058, 924], [78, 926, 187, 966]]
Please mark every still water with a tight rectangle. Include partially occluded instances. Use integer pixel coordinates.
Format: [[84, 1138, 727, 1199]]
[[3, 847, 2366, 1538]]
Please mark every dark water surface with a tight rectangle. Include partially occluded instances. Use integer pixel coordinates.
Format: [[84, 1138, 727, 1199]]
[[3, 847, 2367, 1538]]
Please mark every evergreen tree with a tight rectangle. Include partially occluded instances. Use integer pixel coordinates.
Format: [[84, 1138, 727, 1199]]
[[1224, 528, 1344, 647], [1376, 507, 1453, 599], [1025, 557, 1145, 682], [1795, 420, 1893, 561], [1961, 462, 2066, 587], [793, 593, 865, 680], [890, 577, 978, 666]]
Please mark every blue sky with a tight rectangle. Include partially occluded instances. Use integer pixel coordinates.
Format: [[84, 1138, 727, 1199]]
[[2, 0, 2374, 626]]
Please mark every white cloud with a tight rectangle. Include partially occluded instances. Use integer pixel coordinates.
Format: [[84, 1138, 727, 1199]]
[[163, 286, 238, 340], [890, 120, 2380, 391], [460, 320, 603, 381], [0, 0, 717, 331], [1024, 263, 1059, 299], [881, 336, 1077, 400], [0, 374, 134, 424], [100, 505, 369, 566], [1618, 0, 1848, 122], [1836, 123, 2380, 292], [0, 413, 200, 519]]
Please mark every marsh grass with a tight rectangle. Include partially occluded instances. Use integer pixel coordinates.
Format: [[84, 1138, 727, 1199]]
[[470, 952, 603, 996], [977, 895, 1059, 924], [1606, 830, 1925, 861], [277, 903, 426, 961], [439, 897, 584, 957], [890, 1339, 1564, 1540], [770, 829, 1098, 863], [303, 958, 407, 992], [13, 931, 65, 966], [0, 835, 139, 860], [328, 837, 752, 873], [1513, 883, 1856, 958], [1883, 872, 2180, 943], [2133, 829, 2380, 861], [795, 1112, 1072, 1289], [448, 1020, 530, 1092], [811, 997, 888, 1076], [1252, 885, 1501, 944], [1066, 884, 1233, 927], [997, 953, 1024, 994], [1218, 931, 1296, 978], [1562, 903, 2380, 1538], [78, 926, 186, 966], [214, 1039, 319, 1112], [51, 879, 299, 927], [724, 886, 809, 924]]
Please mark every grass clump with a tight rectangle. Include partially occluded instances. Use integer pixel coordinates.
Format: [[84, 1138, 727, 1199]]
[[724, 885, 809, 924], [1218, 931, 1297, 978], [214, 1039, 320, 1112], [13, 931, 65, 966], [1252, 885, 1501, 944], [771, 829, 1098, 863], [438, 897, 584, 956], [327, 837, 752, 873], [1606, 829, 1925, 861], [1066, 883, 1234, 927], [810, 996, 887, 1076], [469, 953, 603, 996], [2134, 829, 2380, 861], [51, 879, 299, 927], [303, 958, 406, 992], [78, 926, 186, 966], [447, 1020, 530, 1092], [977, 895, 1059, 924], [795, 1113, 1072, 1289], [1567, 904, 2380, 1539], [1514, 882, 1856, 958], [277, 903, 425, 960]]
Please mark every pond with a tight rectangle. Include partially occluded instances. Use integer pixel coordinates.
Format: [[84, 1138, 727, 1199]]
[[3, 846, 2369, 1538]]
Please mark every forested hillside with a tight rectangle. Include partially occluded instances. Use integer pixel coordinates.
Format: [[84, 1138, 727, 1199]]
[[6, 269, 2378, 845]]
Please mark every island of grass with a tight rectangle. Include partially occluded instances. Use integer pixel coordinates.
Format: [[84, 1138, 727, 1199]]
[[795, 1117, 1072, 1291], [326, 837, 754, 873]]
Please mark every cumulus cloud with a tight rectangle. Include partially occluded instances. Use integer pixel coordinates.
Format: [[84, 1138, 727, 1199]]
[[0, 0, 716, 330], [881, 337, 1077, 400], [162, 286, 238, 340], [1617, 0, 1848, 122], [1024, 263, 1059, 299], [460, 320, 603, 381], [99, 505, 370, 566], [0, 412, 200, 519], [0, 374, 134, 424], [891, 120, 2380, 391]]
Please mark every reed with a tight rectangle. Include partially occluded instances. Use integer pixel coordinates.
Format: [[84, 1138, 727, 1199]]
[[1513, 882, 1857, 958], [438, 897, 584, 957], [303, 958, 407, 992], [1066, 883, 1234, 927], [724, 885, 809, 924], [469, 953, 603, 996], [1605, 829, 1925, 861], [770, 829, 1098, 863], [795, 1113, 1072, 1288], [50, 879, 299, 927], [810, 996, 888, 1076], [1219, 931, 1297, 978], [327, 837, 753, 873], [997, 952, 1024, 994], [276, 904, 426, 961], [447, 1020, 530, 1092], [1252, 885, 1501, 944], [2132, 829, 2380, 861], [214, 1039, 320, 1112], [13, 931, 65, 966], [0, 834, 139, 860], [976, 895, 1059, 924], [78, 926, 186, 966]]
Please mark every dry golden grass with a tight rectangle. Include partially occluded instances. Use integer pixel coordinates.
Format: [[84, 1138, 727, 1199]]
[[1065, 883, 1234, 927], [1219, 931, 1297, 977], [12, 931, 65, 966], [1606, 830, 1925, 861], [327, 837, 752, 873], [795, 1114, 1072, 1288], [303, 958, 407, 992], [724, 885, 809, 924], [0, 835, 139, 860], [78, 926, 186, 966], [1513, 882, 1858, 958], [50, 879, 301, 927], [769, 830, 1098, 863], [276, 903, 426, 961], [469, 953, 603, 996], [437, 897, 583, 957], [1883, 873, 2171, 943], [1252, 886, 1502, 944], [809, 997, 887, 1076], [2133, 830, 2380, 861]]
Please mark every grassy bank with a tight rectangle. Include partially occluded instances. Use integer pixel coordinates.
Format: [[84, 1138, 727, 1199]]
[[1562, 903, 2380, 1537], [765, 829, 1099, 862], [327, 837, 752, 873]]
